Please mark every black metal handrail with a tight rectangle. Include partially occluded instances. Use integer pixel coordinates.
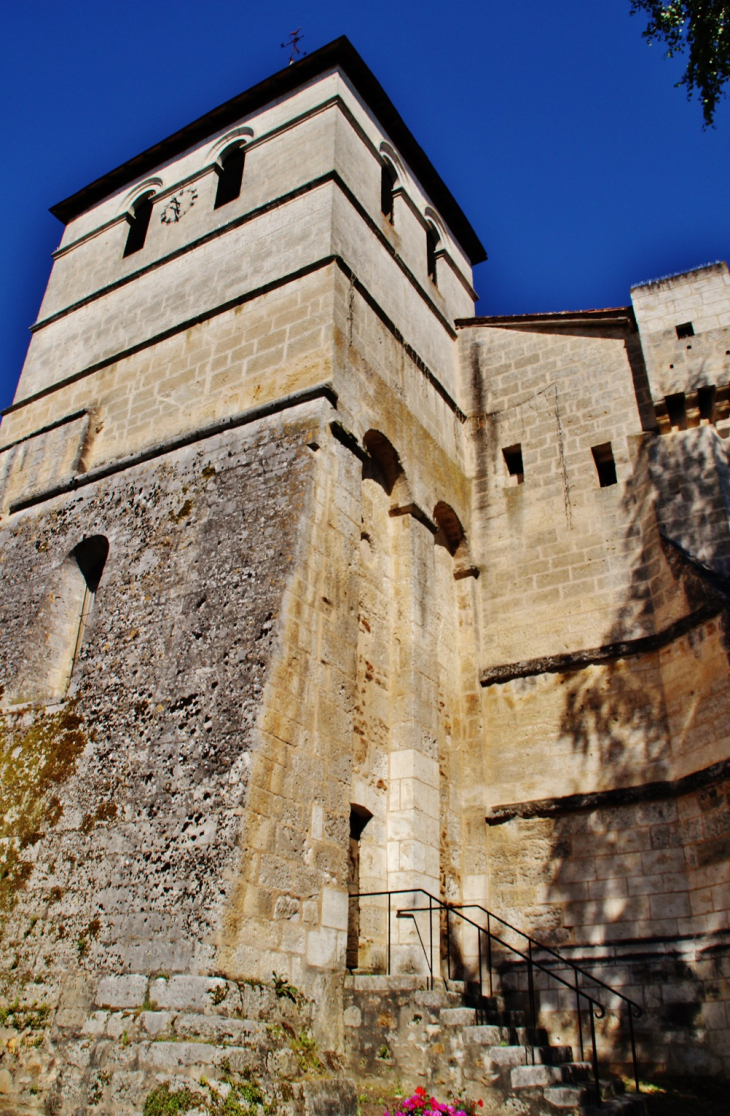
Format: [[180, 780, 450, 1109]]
[[450, 901, 642, 1095], [351, 888, 643, 1107]]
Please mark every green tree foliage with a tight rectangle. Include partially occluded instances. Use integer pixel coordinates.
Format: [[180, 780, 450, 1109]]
[[631, 1, 730, 124]]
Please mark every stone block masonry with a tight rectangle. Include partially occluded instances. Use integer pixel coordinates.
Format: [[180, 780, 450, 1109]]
[[0, 407, 322, 969], [1, 35, 730, 1111]]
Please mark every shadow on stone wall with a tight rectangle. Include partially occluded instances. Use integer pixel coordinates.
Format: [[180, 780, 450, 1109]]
[[536, 430, 730, 1075]]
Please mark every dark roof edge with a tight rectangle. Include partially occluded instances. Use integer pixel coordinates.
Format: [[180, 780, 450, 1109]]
[[49, 36, 486, 266], [456, 306, 634, 328]]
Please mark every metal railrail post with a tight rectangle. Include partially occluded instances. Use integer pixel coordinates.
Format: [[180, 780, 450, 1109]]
[[446, 906, 451, 982], [486, 912, 493, 997], [428, 893, 434, 990], [386, 892, 392, 973], [477, 923, 483, 994], [529, 941, 540, 1062], [575, 975, 584, 1062], [629, 1008, 640, 1094], [589, 1007, 602, 1107]]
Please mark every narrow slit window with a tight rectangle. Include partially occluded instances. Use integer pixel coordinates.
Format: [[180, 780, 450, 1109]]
[[591, 443, 617, 488], [426, 223, 439, 285], [214, 146, 245, 209], [502, 444, 524, 484], [676, 321, 694, 339], [19, 535, 110, 704], [123, 194, 154, 257], [380, 162, 397, 223], [68, 537, 109, 678], [666, 392, 687, 430], [347, 805, 372, 971]]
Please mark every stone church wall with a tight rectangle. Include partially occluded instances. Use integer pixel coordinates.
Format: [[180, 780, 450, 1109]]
[[0, 405, 333, 1096], [2, 38, 729, 1103]]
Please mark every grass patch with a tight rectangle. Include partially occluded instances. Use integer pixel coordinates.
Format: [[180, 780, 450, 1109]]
[[143, 1072, 276, 1116], [143, 1083, 199, 1116]]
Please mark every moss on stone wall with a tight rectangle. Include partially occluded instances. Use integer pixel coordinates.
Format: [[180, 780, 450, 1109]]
[[0, 702, 87, 918]]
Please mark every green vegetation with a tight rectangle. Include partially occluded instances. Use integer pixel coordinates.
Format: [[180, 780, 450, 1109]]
[[631, 1, 730, 124], [209, 983, 228, 1005], [636, 1075, 729, 1116], [289, 1028, 324, 1075], [143, 1083, 199, 1116], [271, 971, 299, 1004], [0, 1000, 50, 1039], [143, 1072, 276, 1116], [0, 703, 87, 917]]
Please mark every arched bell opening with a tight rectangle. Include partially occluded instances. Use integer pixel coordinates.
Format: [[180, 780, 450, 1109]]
[[362, 429, 411, 506], [433, 502, 478, 580]]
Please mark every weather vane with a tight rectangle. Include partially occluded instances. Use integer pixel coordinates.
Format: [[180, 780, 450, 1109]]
[[281, 27, 305, 65]]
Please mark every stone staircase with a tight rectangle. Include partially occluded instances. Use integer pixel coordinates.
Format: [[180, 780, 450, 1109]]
[[344, 975, 647, 1115], [0, 973, 356, 1116]]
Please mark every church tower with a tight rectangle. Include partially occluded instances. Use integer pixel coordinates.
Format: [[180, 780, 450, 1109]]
[[1, 36, 729, 1113]]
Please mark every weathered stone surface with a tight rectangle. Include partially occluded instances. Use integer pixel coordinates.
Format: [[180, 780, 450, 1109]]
[[96, 975, 147, 1009], [302, 1078, 358, 1116], [0, 36, 728, 1114]]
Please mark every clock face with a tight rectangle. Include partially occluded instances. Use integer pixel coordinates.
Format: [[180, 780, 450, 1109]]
[[160, 187, 198, 224]]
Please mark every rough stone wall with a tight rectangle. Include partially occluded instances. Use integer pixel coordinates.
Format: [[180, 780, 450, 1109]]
[[0, 406, 331, 1106], [458, 310, 730, 1077], [215, 424, 361, 1042], [4, 41, 730, 1097]]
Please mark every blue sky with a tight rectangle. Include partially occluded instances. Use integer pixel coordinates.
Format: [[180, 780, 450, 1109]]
[[1, 1, 728, 411]]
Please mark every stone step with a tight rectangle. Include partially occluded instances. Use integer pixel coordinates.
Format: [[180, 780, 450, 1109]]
[[511, 1062, 594, 1089], [543, 1084, 593, 1109], [344, 974, 430, 992], [440, 1006, 478, 1026], [440, 1006, 544, 1033], [483, 1044, 569, 1069], [458, 1022, 552, 1049], [584, 1095, 647, 1115], [544, 1081, 646, 1112]]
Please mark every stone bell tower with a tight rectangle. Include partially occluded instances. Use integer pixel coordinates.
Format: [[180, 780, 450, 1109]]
[[4, 33, 729, 1112], [0, 37, 487, 1108]]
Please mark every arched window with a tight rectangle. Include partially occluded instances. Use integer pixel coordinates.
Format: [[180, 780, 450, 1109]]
[[426, 223, 439, 285], [45, 536, 109, 699], [124, 193, 155, 257], [12, 536, 109, 704], [347, 804, 373, 970], [380, 160, 397, 223], [214, 144, 246, 209], [68, 536, 109, 672], [123, 193, 155, 257]]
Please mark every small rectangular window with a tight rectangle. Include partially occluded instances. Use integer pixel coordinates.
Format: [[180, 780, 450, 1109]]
[[503, 444, 524, 485], [591, 443, 617, 488], [676, 321, 694, 339]]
